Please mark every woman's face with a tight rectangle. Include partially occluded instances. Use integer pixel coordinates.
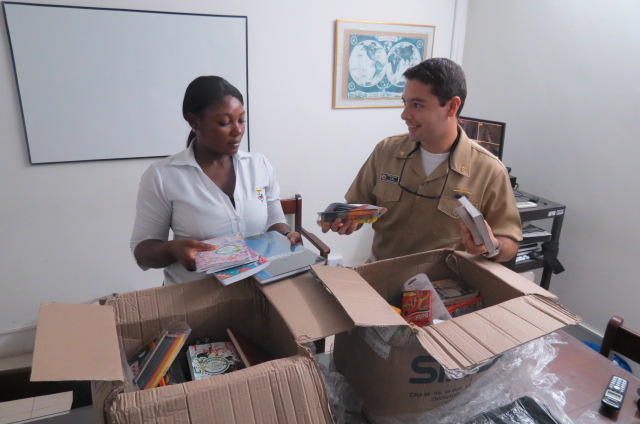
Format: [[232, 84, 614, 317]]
[[189, 95, 246, 156]]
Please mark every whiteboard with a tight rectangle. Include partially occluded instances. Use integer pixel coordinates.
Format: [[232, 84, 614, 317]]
[[3, 3, 249, 164]]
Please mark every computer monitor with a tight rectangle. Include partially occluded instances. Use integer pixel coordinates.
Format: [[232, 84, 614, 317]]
[[458, 117, 506, 161]]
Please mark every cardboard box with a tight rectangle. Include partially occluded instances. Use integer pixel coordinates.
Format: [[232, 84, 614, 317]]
[[30, 249, 579, 423], [328, 249, 581, 422], [30, 279, 344, 424]]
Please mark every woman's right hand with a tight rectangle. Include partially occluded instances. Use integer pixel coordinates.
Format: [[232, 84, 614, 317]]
[[166, 239, 216, 271]]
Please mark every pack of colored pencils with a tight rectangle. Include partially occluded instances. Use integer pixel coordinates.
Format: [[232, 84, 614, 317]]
[[134, 323, 191, 390], [317, 203, 387, 225]]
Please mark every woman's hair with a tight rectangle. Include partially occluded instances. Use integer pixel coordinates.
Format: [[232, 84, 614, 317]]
[[183, 76, 244, 146]]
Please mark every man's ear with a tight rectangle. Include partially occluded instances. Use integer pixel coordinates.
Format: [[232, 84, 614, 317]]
[[446, 96, 461, 117]]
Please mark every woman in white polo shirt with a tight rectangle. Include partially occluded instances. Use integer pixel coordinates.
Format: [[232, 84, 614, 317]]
[[130, 76, 299, 285]]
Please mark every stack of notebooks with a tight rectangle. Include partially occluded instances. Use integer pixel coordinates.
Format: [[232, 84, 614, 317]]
[[195, 231, 327, 285], [244, 231, 326, 285], [195, 233, 269, 285]]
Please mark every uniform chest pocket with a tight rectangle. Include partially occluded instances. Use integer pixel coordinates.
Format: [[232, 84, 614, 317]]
[[373, 181, 402, 205], [432, 195, 471, 240]]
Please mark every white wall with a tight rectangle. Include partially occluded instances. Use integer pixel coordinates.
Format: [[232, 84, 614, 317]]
[[0, 0, 460, 357], [462, 0, 640, 346]]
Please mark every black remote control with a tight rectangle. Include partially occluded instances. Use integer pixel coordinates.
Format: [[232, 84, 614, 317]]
[[601, 375, 628, 410]]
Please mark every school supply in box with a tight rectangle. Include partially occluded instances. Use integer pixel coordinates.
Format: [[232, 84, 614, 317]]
[[317, 203, 387, 225], [226, 328, 272, 367], [133, 322, 191, 390], [403, 273, 452, 323], [195, 233, 259, 274], [187, 341, 244, 381], [433, 278, 483, 318], [401, 290, 432, 327], [245, 231, 326, 285]]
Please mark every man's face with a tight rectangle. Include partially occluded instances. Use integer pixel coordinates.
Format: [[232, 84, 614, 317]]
[[400, 79, 455, 148]]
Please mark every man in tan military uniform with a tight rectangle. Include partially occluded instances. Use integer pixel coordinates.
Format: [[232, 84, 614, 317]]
[[323, 58, 521, 262]]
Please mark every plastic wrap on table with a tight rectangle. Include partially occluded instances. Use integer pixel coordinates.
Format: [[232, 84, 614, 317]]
[[317, 203, 387, 225], [463, 396, 561, 423], [314, 352, 365, 424], [319, 333, 578, 424]]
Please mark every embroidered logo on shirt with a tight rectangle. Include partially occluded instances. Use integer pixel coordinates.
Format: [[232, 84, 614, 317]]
[[453, 188, 473, 198], [380, 172, 400, 184], [255, 188, 265, 201]]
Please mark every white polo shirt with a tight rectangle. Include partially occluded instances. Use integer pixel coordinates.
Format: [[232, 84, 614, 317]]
[[130, 143, 286, 285]]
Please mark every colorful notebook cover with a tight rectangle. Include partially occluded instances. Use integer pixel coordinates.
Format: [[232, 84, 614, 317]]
[[195, 233, 259, 273], [187, 342, 243, 381], [212, 254, 270, 285]]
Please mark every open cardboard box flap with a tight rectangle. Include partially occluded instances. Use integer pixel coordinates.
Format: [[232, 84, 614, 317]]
[[263, 258, 580, 372], [260, 265, 408, 344], [319, 250, 581, 375], [31, 302, 124, 382], [310, 265, 407, 327], [416, 294, 581, 372]]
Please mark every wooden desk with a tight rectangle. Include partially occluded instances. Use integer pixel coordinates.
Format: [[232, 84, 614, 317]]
[[550, 331, 640, 422]]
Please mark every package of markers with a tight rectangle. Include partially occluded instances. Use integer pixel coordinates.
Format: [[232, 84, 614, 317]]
[[133, 322, 191, 390], [317, 203, 387, 226]]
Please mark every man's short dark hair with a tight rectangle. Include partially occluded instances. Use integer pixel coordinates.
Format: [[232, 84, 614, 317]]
[[403, 58, 467, 116]]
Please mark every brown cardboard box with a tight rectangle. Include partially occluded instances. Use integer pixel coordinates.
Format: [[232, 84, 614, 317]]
[[327, 249, 581, 422], [30, 278, 349, 424], [29, 249, 579, 423]]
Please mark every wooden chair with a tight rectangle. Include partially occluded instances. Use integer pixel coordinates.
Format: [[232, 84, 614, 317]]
[[280, 194, 330, 353], [280, 194, 330, 258], [599, 316, 640, 364]]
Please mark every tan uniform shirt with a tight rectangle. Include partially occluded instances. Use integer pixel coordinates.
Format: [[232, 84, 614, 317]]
[[345, 129, 522, 260]]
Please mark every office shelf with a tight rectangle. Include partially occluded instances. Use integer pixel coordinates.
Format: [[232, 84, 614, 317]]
[[506, 190, 566, 290]]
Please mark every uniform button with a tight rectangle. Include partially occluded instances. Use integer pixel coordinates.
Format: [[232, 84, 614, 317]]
[[460, 166, 468, 173]]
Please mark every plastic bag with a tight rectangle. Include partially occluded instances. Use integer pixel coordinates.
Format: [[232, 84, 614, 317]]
[[318, 333, 577, 424]]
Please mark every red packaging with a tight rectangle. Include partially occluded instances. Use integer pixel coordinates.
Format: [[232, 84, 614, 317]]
[[401, 290, 432, 327], [445, 296, 483, 318]]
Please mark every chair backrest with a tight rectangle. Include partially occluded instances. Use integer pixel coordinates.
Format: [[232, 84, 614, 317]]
[[280, 194, 330, 258], [280, 194, 303, 229], [600, 315, 640, 364]]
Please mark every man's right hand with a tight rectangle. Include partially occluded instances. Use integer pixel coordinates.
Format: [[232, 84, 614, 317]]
[[321, 217, 359, 235]]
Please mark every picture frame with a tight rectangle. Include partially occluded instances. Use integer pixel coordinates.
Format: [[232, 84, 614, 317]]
[[333, 20, 435, 109]]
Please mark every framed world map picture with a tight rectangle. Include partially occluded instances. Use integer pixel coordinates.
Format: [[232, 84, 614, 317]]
[[333, 20, 435, 109]]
